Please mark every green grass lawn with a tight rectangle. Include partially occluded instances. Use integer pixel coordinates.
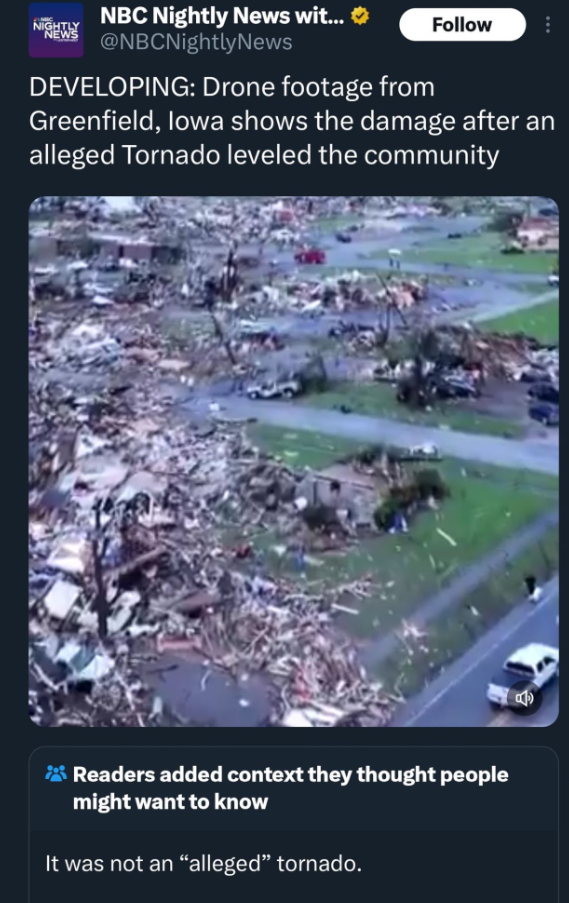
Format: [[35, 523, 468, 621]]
[[376, 526, 559, 696], [481, 299, 559, 345], [369, 232, 556, 274], [247, 423, 363, 469], [248, 423, 558, 493], [244, 423, 557, 642], [303, 382, 525, 439]]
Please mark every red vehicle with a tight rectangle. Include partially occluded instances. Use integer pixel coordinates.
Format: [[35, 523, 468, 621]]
[[294, 247, 326, 265]]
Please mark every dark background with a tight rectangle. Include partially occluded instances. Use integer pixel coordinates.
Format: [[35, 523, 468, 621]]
[[24, 1, 564, 193], [10, 1, 565, 899], [31, 830, 558, 902], [29, 747, 558, 899], [31, 747, 557, 832]]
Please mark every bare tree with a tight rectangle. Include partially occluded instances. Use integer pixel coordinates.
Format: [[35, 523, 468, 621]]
[[91, 500, 111, 640], [176, 223, 238, 367], [397, 325, 441, 408], [204, 274, 237, 366], [374, 273, 418, 348]]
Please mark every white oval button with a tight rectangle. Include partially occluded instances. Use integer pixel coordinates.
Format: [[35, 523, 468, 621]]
[[400, 8, 527, 41]]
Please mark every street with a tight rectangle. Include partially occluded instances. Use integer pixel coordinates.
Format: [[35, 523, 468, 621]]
[[392, 577, 559, 727], [192, 397, 559, 475]]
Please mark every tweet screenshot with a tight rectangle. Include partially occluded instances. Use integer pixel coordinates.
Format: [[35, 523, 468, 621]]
[[18, 2, 562, 901]]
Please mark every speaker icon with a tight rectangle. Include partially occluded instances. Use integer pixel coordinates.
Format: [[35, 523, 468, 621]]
[[515, 689, 534, 707], [507, 681, 542, 715]]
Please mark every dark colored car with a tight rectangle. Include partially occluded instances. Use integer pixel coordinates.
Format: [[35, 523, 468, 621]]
[[528, 383, 559, 404], [435, 376, 479, 399], [519, 367, 550, 384], [538, 206, 559, 217], [335, 231, 352, 243], [529, 402, 559, 426]]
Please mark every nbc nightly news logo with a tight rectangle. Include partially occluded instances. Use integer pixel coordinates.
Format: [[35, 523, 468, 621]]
[[29, 3, 84, 57]]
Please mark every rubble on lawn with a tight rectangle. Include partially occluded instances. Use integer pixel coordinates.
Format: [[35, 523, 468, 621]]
[[195, 585, 393, 728], [29, 368, 395, 726], [441, 324, 559, 382], [369, 323, 558, 388], [250, 273, 430, 318]]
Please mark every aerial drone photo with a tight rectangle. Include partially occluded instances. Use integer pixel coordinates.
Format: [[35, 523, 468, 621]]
[[28, 195, 559, 728]]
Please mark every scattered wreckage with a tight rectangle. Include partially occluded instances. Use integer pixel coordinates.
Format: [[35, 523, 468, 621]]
[[29, 365, 394, 728]]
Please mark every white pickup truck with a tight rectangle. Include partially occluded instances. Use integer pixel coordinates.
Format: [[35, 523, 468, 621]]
[[486, 643, 559, 708], [246, 379, 302, 400]]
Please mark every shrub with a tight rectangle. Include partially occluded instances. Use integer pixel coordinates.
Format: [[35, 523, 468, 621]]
[[389, 483, 418, 508], [413, 469, 450, 501], [373, 468, 450, 531], [353, 443, 385, 465], [373, 498, 400, 531], [302, 503, 342, 533]]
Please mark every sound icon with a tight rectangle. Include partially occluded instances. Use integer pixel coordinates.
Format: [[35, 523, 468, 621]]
[[507, 681, 542, 715], [515, 689, 534, 708]]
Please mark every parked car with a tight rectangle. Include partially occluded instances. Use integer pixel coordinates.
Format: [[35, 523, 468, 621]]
[[410, 443, 440, 459], [237, 321, 285, 348], [373, 362, 400, 382], [246, 379, 302, 400], [529, 402, 559, 426], [528, 382, 559, 404], [401, 443, 441, 461], [518, 366, 551, 384], [435, 375, 479, 399], [294, 247, 326, 265], [335, 231, 352, 243], [486, 643, 559, 708], [548, 273, 559, 286]]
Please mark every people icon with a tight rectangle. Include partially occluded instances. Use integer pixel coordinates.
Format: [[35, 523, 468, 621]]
[[45, 765, 67, 782]]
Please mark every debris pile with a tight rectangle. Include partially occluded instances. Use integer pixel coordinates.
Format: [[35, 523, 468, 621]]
[[29, 372, 394, 727], [194, 586, 393, 728]]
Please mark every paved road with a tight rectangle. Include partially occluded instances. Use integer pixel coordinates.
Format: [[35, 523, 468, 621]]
[[277, 241, 550, 286], [391, 577, 559, 728], [448, 287, 558, 325], [361, 509, 559, 669], [193, 398, 559, 475]]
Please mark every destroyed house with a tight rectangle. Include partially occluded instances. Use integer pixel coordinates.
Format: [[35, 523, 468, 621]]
[[516, 217, 559, 252], [30, 231, 183, 265], [297, 465, 382, 529], [88, 233, 184, 264]]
